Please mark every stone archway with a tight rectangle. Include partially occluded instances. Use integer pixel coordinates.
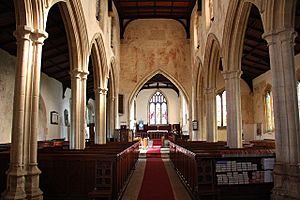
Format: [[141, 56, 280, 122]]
[[128, 69, 191, 137], [195, 57, 206, 141], [106, 58, 117, 140], [202, 33, 222, 142], [89, 34, 109, 144]]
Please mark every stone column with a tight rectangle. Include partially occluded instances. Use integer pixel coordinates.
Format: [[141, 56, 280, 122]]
[[2, 26, 45, 200], [94, 87, 107, 144], [25, 29, 48, 200], [222, 70, 243, 148], [191, 85, 199, 141], [108, 96, 116, 139], [80, 71, 88, 149], [263, 29, 300, 200], [205, 88, 217, 142], [70, 70, 88, 149], [198, 95, 206, 141]]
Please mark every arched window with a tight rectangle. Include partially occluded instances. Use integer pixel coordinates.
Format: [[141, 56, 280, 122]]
[[216, 90, 227, 127], [149, 91, 168, 125], [264, 89, 274, 132]]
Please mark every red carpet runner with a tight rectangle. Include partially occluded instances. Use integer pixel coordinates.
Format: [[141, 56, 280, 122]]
[[137, 141, 175, 200]]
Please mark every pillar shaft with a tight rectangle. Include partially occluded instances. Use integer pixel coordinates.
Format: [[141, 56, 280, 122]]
[[206, 88, 217, 142], [263, 29, 300, 199], [191, 85, 199, 141], [223, 70, 243, 148], [25, 29, 47, 200], [95, 88, 107, 144], [2, 26, 46, 200], [70, 70, 88, 149]]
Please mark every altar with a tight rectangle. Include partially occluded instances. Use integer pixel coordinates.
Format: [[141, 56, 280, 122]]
[[139, 130, 169, 139]]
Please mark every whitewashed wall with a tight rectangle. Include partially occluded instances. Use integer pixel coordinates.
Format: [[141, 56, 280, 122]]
[[0, 49, 15, 143], [0, 48, 72, 143]]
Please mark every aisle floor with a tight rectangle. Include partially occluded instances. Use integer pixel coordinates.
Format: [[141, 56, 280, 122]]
[[121, 147, 192, 200]]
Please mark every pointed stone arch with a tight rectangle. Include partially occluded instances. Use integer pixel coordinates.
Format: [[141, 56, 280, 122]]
[[127, 69, 190, 124], [88, 34, 109, 144], [221, 0, 266, 72], [194, 57, 206, 141], [108, 56, 117, 96], [203, 33, 222, 89], [14, 0, 34, 27], [45, 0, 89, 72], [202, 33, 222, 142], [90, 33, 109, 89], [106, 57, 118, 138]]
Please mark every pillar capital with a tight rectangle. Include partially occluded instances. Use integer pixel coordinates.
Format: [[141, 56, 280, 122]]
[[30, 29, 48, 45], [222, 70, 242, 80], [13, 25, 33, 41], [205, 88, 215, 95], [70, 69, 89, 80], [95, 87, 108, 95], [262, 28, 297, 46], [13, 26, 48, 45]]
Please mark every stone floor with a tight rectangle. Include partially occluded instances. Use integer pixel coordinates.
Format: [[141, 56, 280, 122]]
[[121, 147, 192, 200]]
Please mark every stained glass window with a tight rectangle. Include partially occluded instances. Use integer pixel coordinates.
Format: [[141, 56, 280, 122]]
[[216, 90, 227, 127], [264, 90, 274, 132], [149, 91, 168, 125]]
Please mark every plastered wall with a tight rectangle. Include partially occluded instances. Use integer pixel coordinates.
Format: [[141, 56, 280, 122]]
[[0, 49, 15, 143], [0, 49, 71, 143], [119, 19, 191, 125]]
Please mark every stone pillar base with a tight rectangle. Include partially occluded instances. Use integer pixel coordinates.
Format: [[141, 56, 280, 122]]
[[1, 166, 26, 200], [272, 163, 300, 200], [25, 164, 43, 200]]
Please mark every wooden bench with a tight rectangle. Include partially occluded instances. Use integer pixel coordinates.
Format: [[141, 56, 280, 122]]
[[38, 141, 139, 200], [0, 141, 140, 200], [0, 143, 11, 152], [0, 151, 9, 196]]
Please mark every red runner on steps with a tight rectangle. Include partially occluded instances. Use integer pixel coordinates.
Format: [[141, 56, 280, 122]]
[[137, 145, 175, 200]]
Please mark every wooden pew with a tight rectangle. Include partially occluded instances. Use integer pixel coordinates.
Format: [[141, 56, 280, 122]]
[[37, 141, 140, 200], [0, 141, 139, 200], [0, 143, 11, 152], [0, 151, 9, 196], [169, 141, 275, 200]]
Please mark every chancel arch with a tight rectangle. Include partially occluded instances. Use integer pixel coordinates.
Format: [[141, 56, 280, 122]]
[[128, 69, 190, 138]]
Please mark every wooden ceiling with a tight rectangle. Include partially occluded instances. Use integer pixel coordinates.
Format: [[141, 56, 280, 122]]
[[42, 4, 71, 97], [113, 0, 197, 38], [0, 1, 300, 98], [241, 5, 270, 89], [241, 2, 300, 89], [139, 74, 179, 95]]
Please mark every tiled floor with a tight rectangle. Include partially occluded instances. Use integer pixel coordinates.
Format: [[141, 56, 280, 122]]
[[121, 147, 192, 200]]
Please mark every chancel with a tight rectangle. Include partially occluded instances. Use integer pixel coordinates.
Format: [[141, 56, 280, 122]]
[[0, 0, 300, 200]]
